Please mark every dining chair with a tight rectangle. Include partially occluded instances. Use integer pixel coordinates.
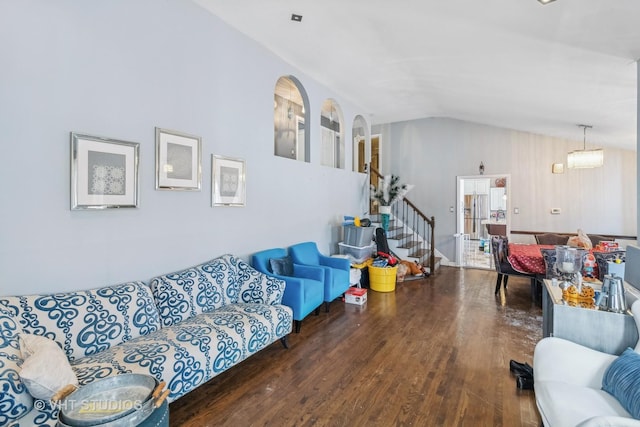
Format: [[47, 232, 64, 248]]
[[534, 233, 570, 245], [593, 250, 626, 281], [587, 234, 616, 247], [491, 236, 538, 300], [542, 247, 614, 282], [540, 248, 560, 279]]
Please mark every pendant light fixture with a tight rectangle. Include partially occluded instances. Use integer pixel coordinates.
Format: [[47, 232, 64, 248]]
[[567, 124, 603, 169]]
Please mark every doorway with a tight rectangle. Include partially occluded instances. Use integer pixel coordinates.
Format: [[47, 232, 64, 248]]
[[455, 174, 511, 269], [362, 135, 380, 213]]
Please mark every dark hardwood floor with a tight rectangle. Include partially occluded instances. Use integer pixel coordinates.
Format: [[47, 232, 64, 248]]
[[169, 266, 543, 426]]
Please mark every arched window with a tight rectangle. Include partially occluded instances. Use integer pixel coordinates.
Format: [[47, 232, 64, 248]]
[[274, 76, 309, 162], [320, 99, 344, 169]]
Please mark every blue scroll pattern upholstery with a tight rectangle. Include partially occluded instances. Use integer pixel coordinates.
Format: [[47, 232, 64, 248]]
[[149, 254, 285, 328], [0, 307, 33, 426], [0, 282, 161, 362], [0, 254, 292, 426]]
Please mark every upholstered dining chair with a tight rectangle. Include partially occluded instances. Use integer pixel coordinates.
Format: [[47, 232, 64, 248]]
[[587, 234, 616, 247], [252, 248, 325, 333], [540, 248, 560, 279], [593, 250, 626, 281], [534, 233, 570, 246], [288, 242, 351, 312], [491, 236, 538, 300], [540, 247, 590, 279]]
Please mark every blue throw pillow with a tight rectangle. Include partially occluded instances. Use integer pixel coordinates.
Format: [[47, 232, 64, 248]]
[[602, 347, 640, 419], [269, 257, 293, 277]]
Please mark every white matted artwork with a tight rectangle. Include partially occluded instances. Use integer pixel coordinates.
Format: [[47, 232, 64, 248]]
[[70, 133, 139, 210], [155, 127, 202, 190], [211, 155, 246, 207]]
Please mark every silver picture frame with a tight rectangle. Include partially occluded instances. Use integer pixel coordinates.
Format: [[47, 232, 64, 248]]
[[155, 127, 202, 191], [211, 155, 246, 207], [71, 133, 140, 210]]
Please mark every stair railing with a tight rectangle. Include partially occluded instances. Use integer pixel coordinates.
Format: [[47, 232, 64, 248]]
[[370, 167, 436, 273]]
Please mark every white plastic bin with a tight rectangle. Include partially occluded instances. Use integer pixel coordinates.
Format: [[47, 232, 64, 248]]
[[338, 242, 376, 264]]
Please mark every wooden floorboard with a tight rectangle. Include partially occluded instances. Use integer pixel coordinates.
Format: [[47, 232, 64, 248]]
[[169, 266, 543, 426]]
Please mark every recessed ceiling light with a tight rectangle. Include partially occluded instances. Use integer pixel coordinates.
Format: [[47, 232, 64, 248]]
[[291, 14, 302, 22], [538, 0, 557, 4]]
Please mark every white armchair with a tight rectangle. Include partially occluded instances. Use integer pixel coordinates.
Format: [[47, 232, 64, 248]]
[[534, 300, 640, 426]]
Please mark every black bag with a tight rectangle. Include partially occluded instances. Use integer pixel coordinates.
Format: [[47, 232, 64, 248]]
[[375, 227, 390, 255]]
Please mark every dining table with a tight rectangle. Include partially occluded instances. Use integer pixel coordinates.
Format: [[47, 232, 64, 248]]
[[507, 243, 554, 275], [508, 243, 621, 280]]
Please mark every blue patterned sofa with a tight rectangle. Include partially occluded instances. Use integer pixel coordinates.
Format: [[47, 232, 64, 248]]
[[0, 254, 292, 426]]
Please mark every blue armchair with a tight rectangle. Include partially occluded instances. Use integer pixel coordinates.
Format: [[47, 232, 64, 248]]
[[288, 242, 351, 312], [252, 248, 324, 333]]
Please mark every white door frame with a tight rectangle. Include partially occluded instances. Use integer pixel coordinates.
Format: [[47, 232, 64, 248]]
[[295, 115, 305, 162], [455, 174, 511, 267], [353, 134, 366, 172]]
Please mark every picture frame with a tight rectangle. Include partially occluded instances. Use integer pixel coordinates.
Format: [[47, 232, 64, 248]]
[[211, 155, 246, 207], [155, 127, 202, 191], [71, 133, 140, 210]]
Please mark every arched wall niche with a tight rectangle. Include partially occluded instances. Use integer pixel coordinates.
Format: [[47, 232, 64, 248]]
[[320, 98, 344, 169], [352, 115, 370, 173], [274, 75, 309, 162]]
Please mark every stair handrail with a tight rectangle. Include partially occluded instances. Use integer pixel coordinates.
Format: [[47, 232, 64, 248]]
[[370, 166, 436, 273]]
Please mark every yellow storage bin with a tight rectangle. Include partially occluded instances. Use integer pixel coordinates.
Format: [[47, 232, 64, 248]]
[[368, 265, 398, 292]]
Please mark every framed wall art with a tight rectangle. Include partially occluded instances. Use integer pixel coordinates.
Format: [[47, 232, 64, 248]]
[[211, 155, 246, 207], [155, 127, 202, 190], [71, 133, 140, 210]]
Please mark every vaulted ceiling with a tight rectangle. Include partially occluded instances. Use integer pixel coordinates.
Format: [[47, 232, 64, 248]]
[[194, 0, 640, 150]]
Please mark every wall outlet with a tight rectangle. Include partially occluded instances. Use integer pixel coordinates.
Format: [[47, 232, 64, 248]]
[[513, 207, 519, 214], [550, 208, 561, 214]]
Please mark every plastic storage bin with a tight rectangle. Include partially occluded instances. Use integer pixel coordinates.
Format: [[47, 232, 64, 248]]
[[369, 265, 398, 292], [338, 242, 376, 264], [343, 226, 375, 247]]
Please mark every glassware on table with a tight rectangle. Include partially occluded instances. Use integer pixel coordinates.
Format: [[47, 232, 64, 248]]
[[555, 245, 582, 289]]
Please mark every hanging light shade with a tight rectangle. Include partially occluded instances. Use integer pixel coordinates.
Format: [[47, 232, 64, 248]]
[[567, 125, 603, 169]]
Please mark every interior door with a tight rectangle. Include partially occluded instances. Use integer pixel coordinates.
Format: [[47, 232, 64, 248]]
[[357, 138, 366, 173]]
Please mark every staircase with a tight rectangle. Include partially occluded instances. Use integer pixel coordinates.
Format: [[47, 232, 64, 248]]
[[370, 168, 441, 275]]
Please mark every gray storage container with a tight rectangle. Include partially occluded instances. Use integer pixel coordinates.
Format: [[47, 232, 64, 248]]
[[343, 226, 375, 247]]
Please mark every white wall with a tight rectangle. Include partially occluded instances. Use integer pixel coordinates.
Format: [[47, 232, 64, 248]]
[[375, 118, 637, 261], [0, 1, 367, 295]]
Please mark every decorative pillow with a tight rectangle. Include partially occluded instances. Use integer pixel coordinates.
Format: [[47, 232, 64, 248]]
[[19, 333, 78, 400], [0, 309, 34, 425], [602, 347, 640, 419], [269, 257, 294, 277]]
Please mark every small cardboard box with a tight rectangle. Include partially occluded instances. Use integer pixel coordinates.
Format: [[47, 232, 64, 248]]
[[345, 287, 367, 305]]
